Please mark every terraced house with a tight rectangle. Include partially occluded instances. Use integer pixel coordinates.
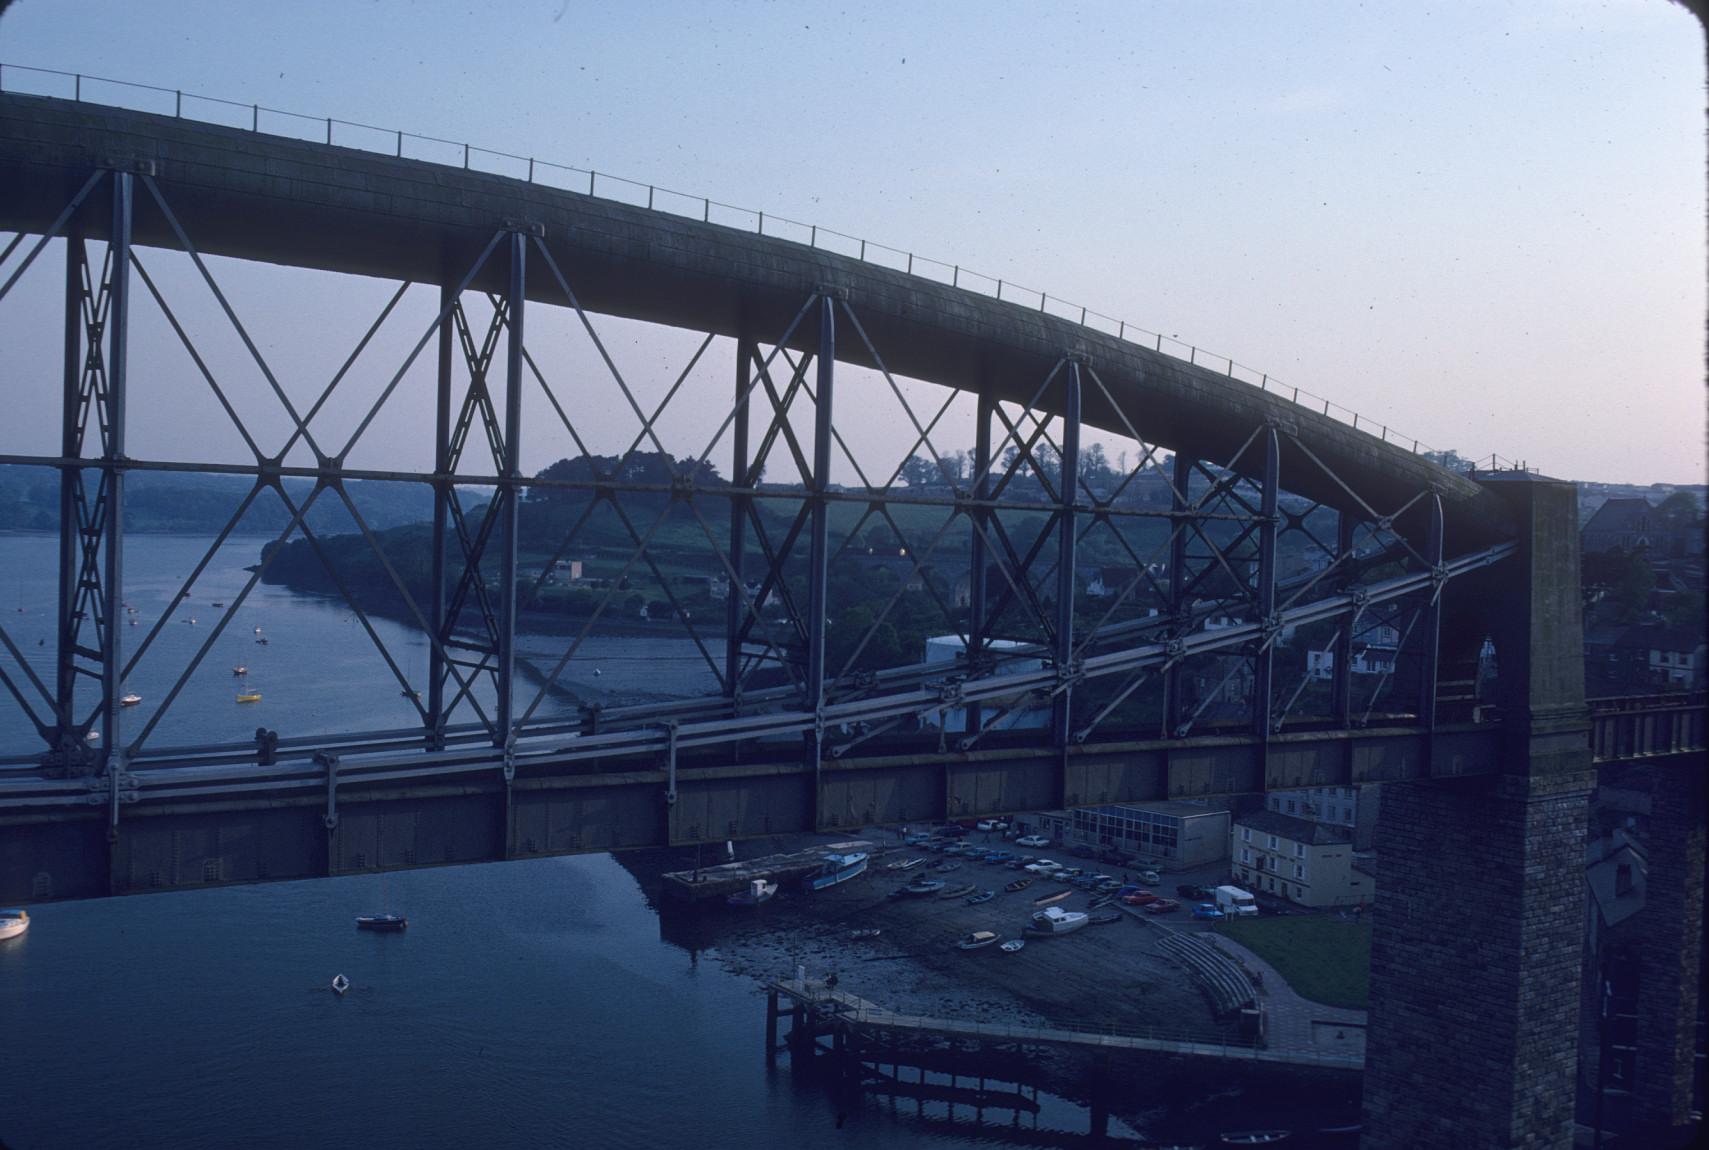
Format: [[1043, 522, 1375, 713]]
[[1230, 809, 1371, 909]]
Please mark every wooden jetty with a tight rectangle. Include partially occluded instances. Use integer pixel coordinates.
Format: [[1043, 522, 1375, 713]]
[[766, 978, 1363, 1072], [661, 840, 876, 904]]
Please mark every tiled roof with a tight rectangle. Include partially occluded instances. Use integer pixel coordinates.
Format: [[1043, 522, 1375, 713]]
[[1234, 808, 1352, 846]]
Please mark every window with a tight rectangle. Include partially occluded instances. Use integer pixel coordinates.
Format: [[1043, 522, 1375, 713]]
[[1241, 827, 1252, 843], [1294, 863, 1304, 879], [1286, 800, 1296, 814], [1295, 843, 1306, 858], [1326, 806, 1337, 820], [1267, 835, 1278, 850], [1241, 848, 1251, 864]]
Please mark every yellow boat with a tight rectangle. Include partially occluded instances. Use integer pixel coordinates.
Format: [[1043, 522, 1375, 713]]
[[236, 691, 262, 704]]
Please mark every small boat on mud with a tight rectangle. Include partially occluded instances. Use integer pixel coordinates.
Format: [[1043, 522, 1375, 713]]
[[937, 883, 978, 900], [848, 928, 882, 940], [999, 939, 1025, 954], [1088, 912, 1123, 925], [955, 930, 1001, 951], [1025, 906, 1090, 936], [1032, 889, 1071, 907], [1088, 895, 1116, 910], [1005, 878, 1033, 892], [892, 878, 945, 898], [885, 856, 927, 872], [933, 860, 962, 873], [804, 852, 869, 891], [726, 879, 778, 908], [355, 914, 408, 931], [965, 889, 995, 905], [1220, 1132, 1291, 1146]]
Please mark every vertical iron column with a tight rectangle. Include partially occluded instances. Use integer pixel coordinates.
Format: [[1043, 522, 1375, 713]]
[[803, 294, 835, 818], [1252, 427, 1279, 739], [100, 172, 132, 764], [55, 225, 83, 756], [724, 333, 753, 700], [427, 279, 455, 749], [965, 387, 993, 734], [495, 231, 526, 746], [1418, 491, 1444, 729], [1332, 511, 1355, 727], [1050, 361, 1081, 748], [1162, 451, 1193, 737]]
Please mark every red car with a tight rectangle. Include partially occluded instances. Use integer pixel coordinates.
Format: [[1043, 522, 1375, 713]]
[[1143, 897, 1181, 914], [1122, 890, 1159, 906]]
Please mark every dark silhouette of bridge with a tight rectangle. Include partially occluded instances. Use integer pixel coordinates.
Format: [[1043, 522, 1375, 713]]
[[0, 89, 1700, 1149]]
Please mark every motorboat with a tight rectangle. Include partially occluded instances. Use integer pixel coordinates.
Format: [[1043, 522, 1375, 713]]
[[725, 879, 778, 908], [331, 973, 350, 996], [803, 851, 868, 891], [1032, 889, 1071, 907], [965, 890, 996, 905], [999, 939, 1025, 954], [1025, 906, 1090, 937], [0, 909, 28, 941], [355, 914, 408, 931], [119, 693, 142, 707], [232, 666, 247, 676], [236, 691, 262, 704], [955, 930, 1001, 951]]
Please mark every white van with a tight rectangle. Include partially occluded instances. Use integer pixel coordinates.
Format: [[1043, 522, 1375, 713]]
[[1214, 885, 1259, 917]]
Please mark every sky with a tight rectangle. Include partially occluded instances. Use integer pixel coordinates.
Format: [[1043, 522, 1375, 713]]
[[0, 0, 1703, 486]]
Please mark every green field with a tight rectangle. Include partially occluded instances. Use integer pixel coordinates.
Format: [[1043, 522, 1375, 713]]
[[1217, 914, 1372, 1010]]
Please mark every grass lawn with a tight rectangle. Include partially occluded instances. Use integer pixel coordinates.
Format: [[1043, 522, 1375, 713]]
[[1217, 914, 1371, 1010]]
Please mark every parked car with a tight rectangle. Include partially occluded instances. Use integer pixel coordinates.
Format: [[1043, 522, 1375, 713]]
[[1024, 859, 1062, 875], [1139, 870, 1161, 885], [976, 819, 1010, 832], [1122, 890, 1158, 906], [1092, 877, 1122, 894], [1066, 843, 1095, 858], [903, 833, 933, 845], [935, 823, 969, 838], [1143, 898, 1181, 914], [1052, 867, 1084, 883], [1015, 835, 1050, 849], [983, 851, 1015, 864], [1192, 903, 1227, 920], [1176, 884, 1206, 899]]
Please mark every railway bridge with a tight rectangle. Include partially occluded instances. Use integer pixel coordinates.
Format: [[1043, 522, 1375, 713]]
[[0, 86, 1701, 1148]]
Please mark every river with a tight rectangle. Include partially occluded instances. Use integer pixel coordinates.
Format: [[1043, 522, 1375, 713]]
[[1, 533, 1157, 1149]]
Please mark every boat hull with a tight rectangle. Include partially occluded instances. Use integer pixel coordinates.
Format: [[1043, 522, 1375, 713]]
[[355, 915, 407, 931], [804, 854, 868, 891]]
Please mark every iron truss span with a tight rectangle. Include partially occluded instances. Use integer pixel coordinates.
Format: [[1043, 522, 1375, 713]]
[[0, 95, 1538, 843]]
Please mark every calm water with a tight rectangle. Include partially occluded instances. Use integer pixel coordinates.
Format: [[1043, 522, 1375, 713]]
[[0, 532, 715, 761], [4, 856, 1125, 1149], [1, 534, 1128, 1149]]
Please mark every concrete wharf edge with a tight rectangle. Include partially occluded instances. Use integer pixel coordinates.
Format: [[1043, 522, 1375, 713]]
[[770, 977, 1363, 1072]]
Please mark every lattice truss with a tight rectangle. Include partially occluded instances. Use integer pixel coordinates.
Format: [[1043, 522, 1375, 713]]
[[0, 169, 1504, 776]]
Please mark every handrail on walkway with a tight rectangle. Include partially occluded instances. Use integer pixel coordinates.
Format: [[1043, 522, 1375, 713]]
[[0, 61, 1534, 475]]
